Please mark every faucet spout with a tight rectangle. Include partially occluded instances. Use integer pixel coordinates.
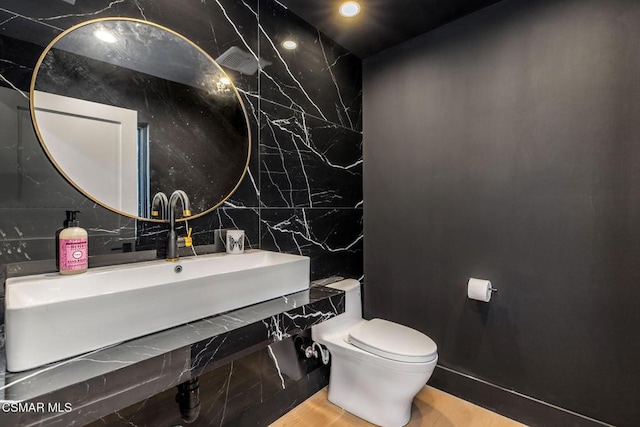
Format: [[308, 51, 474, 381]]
[[151, 192, 169, 220], [167, 190, 192, 261]]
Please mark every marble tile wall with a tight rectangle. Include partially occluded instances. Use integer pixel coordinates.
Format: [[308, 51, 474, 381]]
[[0, 0, 363, 279], [0, 1, 361, 424]]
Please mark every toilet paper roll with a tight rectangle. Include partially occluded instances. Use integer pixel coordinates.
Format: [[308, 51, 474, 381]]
[[467, 278, 493, 302]]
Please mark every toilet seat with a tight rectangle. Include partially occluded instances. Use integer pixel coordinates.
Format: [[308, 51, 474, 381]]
[[347, 318, 437, 363]]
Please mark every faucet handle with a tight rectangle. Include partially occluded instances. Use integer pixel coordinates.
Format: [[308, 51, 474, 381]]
[[184, 228, 193, 248]]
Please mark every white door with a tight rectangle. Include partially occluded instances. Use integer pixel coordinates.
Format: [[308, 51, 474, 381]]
[[33, 90, 139, 216]]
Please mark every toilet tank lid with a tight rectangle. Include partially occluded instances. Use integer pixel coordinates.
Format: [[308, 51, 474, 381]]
[[348, 318, 437, 363]]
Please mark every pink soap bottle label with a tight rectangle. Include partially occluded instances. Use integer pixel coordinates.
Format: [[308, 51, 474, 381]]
[[59, 238, 87, 271]]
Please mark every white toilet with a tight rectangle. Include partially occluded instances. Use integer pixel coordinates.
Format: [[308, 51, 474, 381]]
[[312, 279, 438, 427]]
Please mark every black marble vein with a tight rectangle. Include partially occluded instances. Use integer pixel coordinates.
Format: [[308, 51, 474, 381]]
[[258, 0, 362, 131], [260, 100, 363, 208]]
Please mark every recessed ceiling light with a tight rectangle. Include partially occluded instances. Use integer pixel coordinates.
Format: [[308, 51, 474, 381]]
[[94, 29, 117, 43], [339, 1, 361, 18], [281, 40, 298, 50]]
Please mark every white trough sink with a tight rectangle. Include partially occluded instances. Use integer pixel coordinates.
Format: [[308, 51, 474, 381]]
[[5, 250, 310, 372]]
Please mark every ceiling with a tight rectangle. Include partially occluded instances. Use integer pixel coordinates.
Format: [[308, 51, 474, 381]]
[[277, 0, 503, 58]]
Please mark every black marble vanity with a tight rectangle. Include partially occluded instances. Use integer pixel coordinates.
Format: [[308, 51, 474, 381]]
[[0, 281, 344, 426]]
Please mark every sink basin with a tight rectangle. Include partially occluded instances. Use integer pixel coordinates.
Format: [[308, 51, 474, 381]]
[[4, 250, 310, 372]]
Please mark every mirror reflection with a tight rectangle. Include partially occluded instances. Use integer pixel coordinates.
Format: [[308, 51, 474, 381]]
[[30, 18, 251, 221]]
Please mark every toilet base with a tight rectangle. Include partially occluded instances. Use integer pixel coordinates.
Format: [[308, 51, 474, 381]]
[[324, 342, 437, 427], [328, 387, 411, 426]]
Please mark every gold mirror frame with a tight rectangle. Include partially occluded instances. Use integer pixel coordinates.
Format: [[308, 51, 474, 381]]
[[29, 17, 251, 223]]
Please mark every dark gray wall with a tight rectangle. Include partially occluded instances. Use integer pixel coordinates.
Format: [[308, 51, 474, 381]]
[[363, 0, 640, 426]]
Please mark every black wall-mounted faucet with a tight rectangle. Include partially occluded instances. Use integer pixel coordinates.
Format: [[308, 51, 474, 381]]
[[166, 190, 192, 261]]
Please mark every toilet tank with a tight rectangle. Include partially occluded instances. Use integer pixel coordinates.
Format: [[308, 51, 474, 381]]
[[312, 279, 362, 341]]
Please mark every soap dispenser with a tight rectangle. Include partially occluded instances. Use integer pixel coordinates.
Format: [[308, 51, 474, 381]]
[[55, 210, 73, 270], [58, 210, 88, 275]]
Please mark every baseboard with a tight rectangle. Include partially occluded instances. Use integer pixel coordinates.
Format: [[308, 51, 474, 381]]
[[430, 365, 613, 427]]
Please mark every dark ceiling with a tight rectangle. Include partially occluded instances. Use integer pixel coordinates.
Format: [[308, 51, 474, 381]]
[[277, 0, 503, 58]]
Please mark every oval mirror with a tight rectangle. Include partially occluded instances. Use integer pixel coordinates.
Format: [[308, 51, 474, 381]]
[[30, 18, 251, 222]]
